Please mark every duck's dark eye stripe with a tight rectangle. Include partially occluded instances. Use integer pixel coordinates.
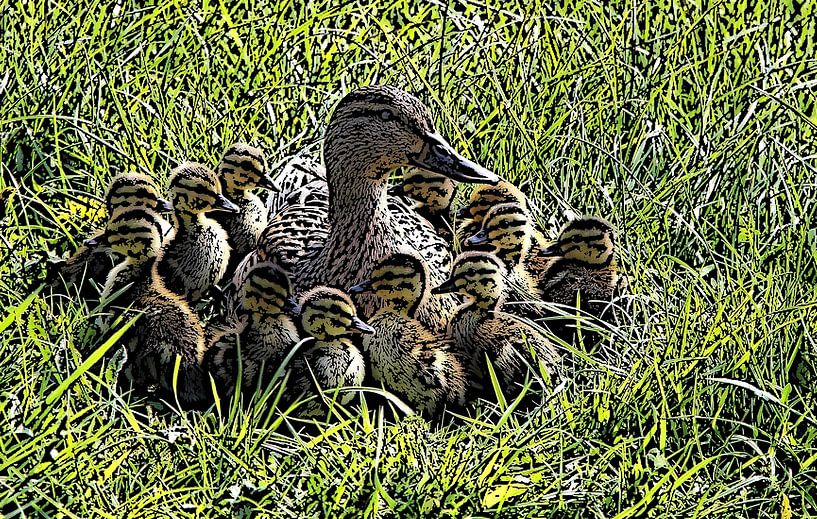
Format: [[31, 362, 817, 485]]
[[177, 182, 216, 198], [222, 157, 263, 177]]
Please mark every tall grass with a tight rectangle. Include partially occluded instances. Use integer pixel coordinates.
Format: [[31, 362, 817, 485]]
[[1, 0, 816, 516]]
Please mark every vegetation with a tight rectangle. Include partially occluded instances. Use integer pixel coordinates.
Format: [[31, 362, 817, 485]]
[[2, 0, 816, 516]]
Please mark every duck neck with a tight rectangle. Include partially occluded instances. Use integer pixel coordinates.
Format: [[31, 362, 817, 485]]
[[173, 210, 205, 228]]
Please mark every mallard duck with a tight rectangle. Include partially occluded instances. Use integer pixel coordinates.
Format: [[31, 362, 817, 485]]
[[388, 169, 456, 242], [157, 163, 239, 302], [432, 251, 560, 398], [284, 286, 372, 418], [535, 216, 625, 318], [348, 250, 467, 417], [289, 85, 498, 331], [88, 207, 209, 407], [47, 173, 172, 295], [212, 143, 277, 274], [205, 261, 300, 398]]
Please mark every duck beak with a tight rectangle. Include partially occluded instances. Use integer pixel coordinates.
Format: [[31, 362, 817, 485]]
[[157, 197, 174, 213], [466, 231, 488, 247], [212, 194, 240, 213], [282, 296, 301, 315], [456, 205, 471, 219], [409, 132, 499, 185], [350, 316, 376, 335], [431, 278, 458, 295], [539, 242, 562, 257], [348, 279, 373, 295], [258, 174, 279, 191], [84, 234, 107, 247]]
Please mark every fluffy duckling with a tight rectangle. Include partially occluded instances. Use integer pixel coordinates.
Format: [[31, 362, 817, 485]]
[[348, 251, 467, 417], [292, 85, 499, 328], [432, 252, 560, 397], [88, 207, 209, 407], [47, 173, 172, 295], [157, 163, 239, 302], [389, 169, 456, 242], [285, 287, 372, 418], [536, 217, 625, 318], [212, 144, 277, 273], [205, 262, 300, 398]]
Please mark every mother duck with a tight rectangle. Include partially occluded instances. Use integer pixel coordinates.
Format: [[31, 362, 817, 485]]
[[283, 85, 499, 327]]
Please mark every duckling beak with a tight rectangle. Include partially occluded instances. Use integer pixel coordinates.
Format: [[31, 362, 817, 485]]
[[283, 296, 299, 315], [350, 316, 376, 335], [539, 242, 562, 257], [257, 174, 279, 191], [212, 194, 240, 213], [348, 279, 373, 295], [409, 132, 499, 184], [431, 278, 457, 295], [157, 197, 174, 213], [466, 231, 488, 247], [84, 235, 107, 247]]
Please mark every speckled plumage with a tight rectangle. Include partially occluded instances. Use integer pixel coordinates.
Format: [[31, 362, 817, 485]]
[[290, 86, 498, 333], [157, 163, 237, 302], [350, 251, 467, 417]]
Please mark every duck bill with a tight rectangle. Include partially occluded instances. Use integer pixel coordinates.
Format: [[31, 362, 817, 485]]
[[157, 197, 174, 213], [283, 296, 299, 315], [408, 132, 499, 184], [466, 231, 488, 247], [84, 234, 107, 247], [431, 278, 458, 295], [257, 174, 279, 191], [211, 194, 240, 213], [347, 279, 373, 295], [539, 242, 563, 257], [350, 316, 375, 335]]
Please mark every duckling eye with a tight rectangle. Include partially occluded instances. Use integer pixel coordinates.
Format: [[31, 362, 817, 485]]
[[380, 110, 393, 121]]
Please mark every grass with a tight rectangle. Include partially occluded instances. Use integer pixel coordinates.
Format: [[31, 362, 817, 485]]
[[2, 0, 816, 516]]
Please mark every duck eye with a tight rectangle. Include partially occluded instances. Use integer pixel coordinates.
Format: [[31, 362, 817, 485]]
[[380, 110, 393, 121]]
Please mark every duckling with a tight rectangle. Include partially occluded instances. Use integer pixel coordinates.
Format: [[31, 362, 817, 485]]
[[47, 173, 172, 296], [157, 163, 239, 302], [88, 207, 209, 407], [205, 261, 300, 398], [290, 85, 498, 331], [464, 202, 541, 301], [284, 286, 372, 418], [535, 216, 625, 318], [388, 169, 456, 242], [432, 252, 560, 397], [348, 250, 467, 417], [211, 144, 277, 274]]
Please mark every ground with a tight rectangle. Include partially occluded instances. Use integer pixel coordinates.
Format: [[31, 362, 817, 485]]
[[1, 1, 816, 517]]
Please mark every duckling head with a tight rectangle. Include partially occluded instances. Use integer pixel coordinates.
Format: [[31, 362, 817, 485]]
[[456, 180, 527, 223], [240, 261, 297, 318], [167, 163, 239, 216], [217, 143, 277, 195], [324, 85, 498, 193], [86, 207, 165, 261], [431, 251, 506, 310], [297, 287, 375, 341], [106, 173, 173, 214], [348, 250, 428, 316], [388, 169, 456, 214], [466, 203, 532, 266], [541, 217, 616, 266]]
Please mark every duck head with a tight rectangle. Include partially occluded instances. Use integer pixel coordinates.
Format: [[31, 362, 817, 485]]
[[465, 203, 533, 267], [167, 162, 239, 216], [86, 207, 165, 261], [297, 286, 375, 341], [106, 173, 173, 214], [348, 249, 429, 316], [324, 86, 499, 187], [432, 251, 506, 311], [388, 169, 456, 214], [540, 217, 616, 266], [240, 261, 297, 318], [217, 143, 277, 194]]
